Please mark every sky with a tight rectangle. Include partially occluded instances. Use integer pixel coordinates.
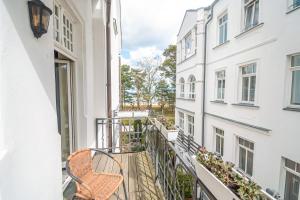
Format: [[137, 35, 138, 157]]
[[121, 0, 214, 66]]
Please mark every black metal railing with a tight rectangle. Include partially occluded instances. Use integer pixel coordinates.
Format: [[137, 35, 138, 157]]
[[95, 117, 276, 200], [95, 117, 216, 200]]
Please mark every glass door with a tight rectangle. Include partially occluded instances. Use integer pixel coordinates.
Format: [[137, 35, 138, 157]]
[[55, 60, 74, 184]]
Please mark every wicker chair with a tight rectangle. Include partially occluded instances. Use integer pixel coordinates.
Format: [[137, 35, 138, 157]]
[[66, 148, 128, 200]]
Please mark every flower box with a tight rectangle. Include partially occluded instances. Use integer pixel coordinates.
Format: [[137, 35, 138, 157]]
[[154, 118, 178, 141], [191, 155, 240, 200]]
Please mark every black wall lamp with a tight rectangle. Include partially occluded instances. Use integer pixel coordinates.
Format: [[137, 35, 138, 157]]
[[28, 0, 52, 38]]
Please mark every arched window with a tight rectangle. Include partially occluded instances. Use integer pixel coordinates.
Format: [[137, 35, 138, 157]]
[[179, 78, 185, 98], [188, 75, 196, 99]]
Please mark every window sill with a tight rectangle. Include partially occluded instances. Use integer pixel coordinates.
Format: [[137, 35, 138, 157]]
[[286, 5, 300, 14], [210, 100, 228, 105], [176, 97, 196, 101], [232, 103, 259, 109], [283, 107, 300, 112], [235, 23, 264, 39], [212, 40, 230, 50]]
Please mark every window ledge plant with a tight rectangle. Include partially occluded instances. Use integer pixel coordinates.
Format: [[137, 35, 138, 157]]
[[195, 147, 267, 200]]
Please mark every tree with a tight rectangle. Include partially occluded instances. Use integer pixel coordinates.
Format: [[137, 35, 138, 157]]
[[120, 64, 134, 109], [131, 68, 145, 110], [160, 45, 176, 88], [160, 45, 176, 112], [156, 80, 170, 112], [137, 56, 161, 110]]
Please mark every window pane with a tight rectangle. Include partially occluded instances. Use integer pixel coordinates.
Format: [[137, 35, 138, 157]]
[[286, 158, 296, 170], [253, 1, 259, 26], [239, 147, 246, 171], [297, 164, 300, 173], [292, 55, 300, 67], [220, 137, 224, 156], [216, 136, 220, 153], [250, 76, 256, 102], [247, 151, 253, 176], [242, 77, 249, 101], [291, 71, 300, 104], [245, 4, 253, 29]]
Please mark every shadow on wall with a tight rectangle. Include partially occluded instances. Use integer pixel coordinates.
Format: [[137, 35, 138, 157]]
[[3, 0, 56, 108]]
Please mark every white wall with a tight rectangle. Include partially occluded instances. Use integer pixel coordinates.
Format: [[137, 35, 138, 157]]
[[0, 0, 62, 199], [0, 0, 121, 199], [204, 0, 300, 194]]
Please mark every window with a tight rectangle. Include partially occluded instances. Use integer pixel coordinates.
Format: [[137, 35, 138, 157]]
[[244, 0, 259, 31], [185, 33, 192, 56], [53, 2, 74, 52], [218, 13, 228, 44], [179, 112, 184, 130], [288, 0, 300, 11], [62, 14, 73, 52], [179, 78, 185, 98], [54, 3, 60, 42], [238, 137, 254, 176], [187, 115, 194, 137], [283, 158, 300, 200], [290, 55, 300, 105], [216, 71, 225, 100], [188, 75, 196, 99], [215, 128, 224, 156], [240, 63, 256, 103]]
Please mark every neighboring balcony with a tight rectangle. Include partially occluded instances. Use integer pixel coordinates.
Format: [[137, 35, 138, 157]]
[[64, 117, 277, 200]]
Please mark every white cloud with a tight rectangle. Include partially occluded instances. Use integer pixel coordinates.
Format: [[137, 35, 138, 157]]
[[121, 0, 213, 52], [122, 46, 163, 67]]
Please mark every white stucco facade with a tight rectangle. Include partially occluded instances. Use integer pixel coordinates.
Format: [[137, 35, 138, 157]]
[[175, 8, 206, 144], [0, 0, 121, 199], [176, 0, 300, 198]]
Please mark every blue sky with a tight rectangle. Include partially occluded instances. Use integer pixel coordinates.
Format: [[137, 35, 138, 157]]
[[121, 0, 213, 66]]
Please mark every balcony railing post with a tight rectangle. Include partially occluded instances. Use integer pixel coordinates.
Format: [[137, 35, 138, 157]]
[[95, 119, 99, 148]]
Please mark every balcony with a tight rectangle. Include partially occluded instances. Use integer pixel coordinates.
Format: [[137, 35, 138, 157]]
[[64, 117, 276, 200]]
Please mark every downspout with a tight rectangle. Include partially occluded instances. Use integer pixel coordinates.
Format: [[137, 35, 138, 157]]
[[106, 0, 112, 151], [201, 1, 217, 147]]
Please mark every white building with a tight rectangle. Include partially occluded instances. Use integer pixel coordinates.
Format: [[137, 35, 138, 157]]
[[176, 0, 300, 199], [0, 0, 121, 199], [175, 8, 207, 144]]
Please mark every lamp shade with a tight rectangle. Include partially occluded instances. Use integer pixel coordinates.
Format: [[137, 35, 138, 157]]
[[28, 0, 52, 38]]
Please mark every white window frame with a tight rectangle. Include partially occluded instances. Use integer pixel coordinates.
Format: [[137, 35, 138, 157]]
[[281, 157, 300, 200], [239, 63, 257, 104], [218, 13, 228, 45], [185, 32, 192, 57], [243, 0, 259, 31], [237, 137, 254, 177], [178, 112, 185, 130], [289, 54, 300, 107], [215, 70, 226, 101], [188, 75, 196, 99], [53, 1, 75, 53], [214, 127, 224, 156], [287, 0, 300, 11], [187, 115, 194, 137], [179, 78, 185, 98]]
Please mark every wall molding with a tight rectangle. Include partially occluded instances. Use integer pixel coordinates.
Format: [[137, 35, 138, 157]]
[[205, 112, 271, 134]]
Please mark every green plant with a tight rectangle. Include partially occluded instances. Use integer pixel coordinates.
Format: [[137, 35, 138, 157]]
[[176, 168, 193, 198], [196, 148, 264, 200]]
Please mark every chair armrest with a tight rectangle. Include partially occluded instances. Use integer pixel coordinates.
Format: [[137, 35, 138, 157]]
[[66, 160, 94, 198]]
